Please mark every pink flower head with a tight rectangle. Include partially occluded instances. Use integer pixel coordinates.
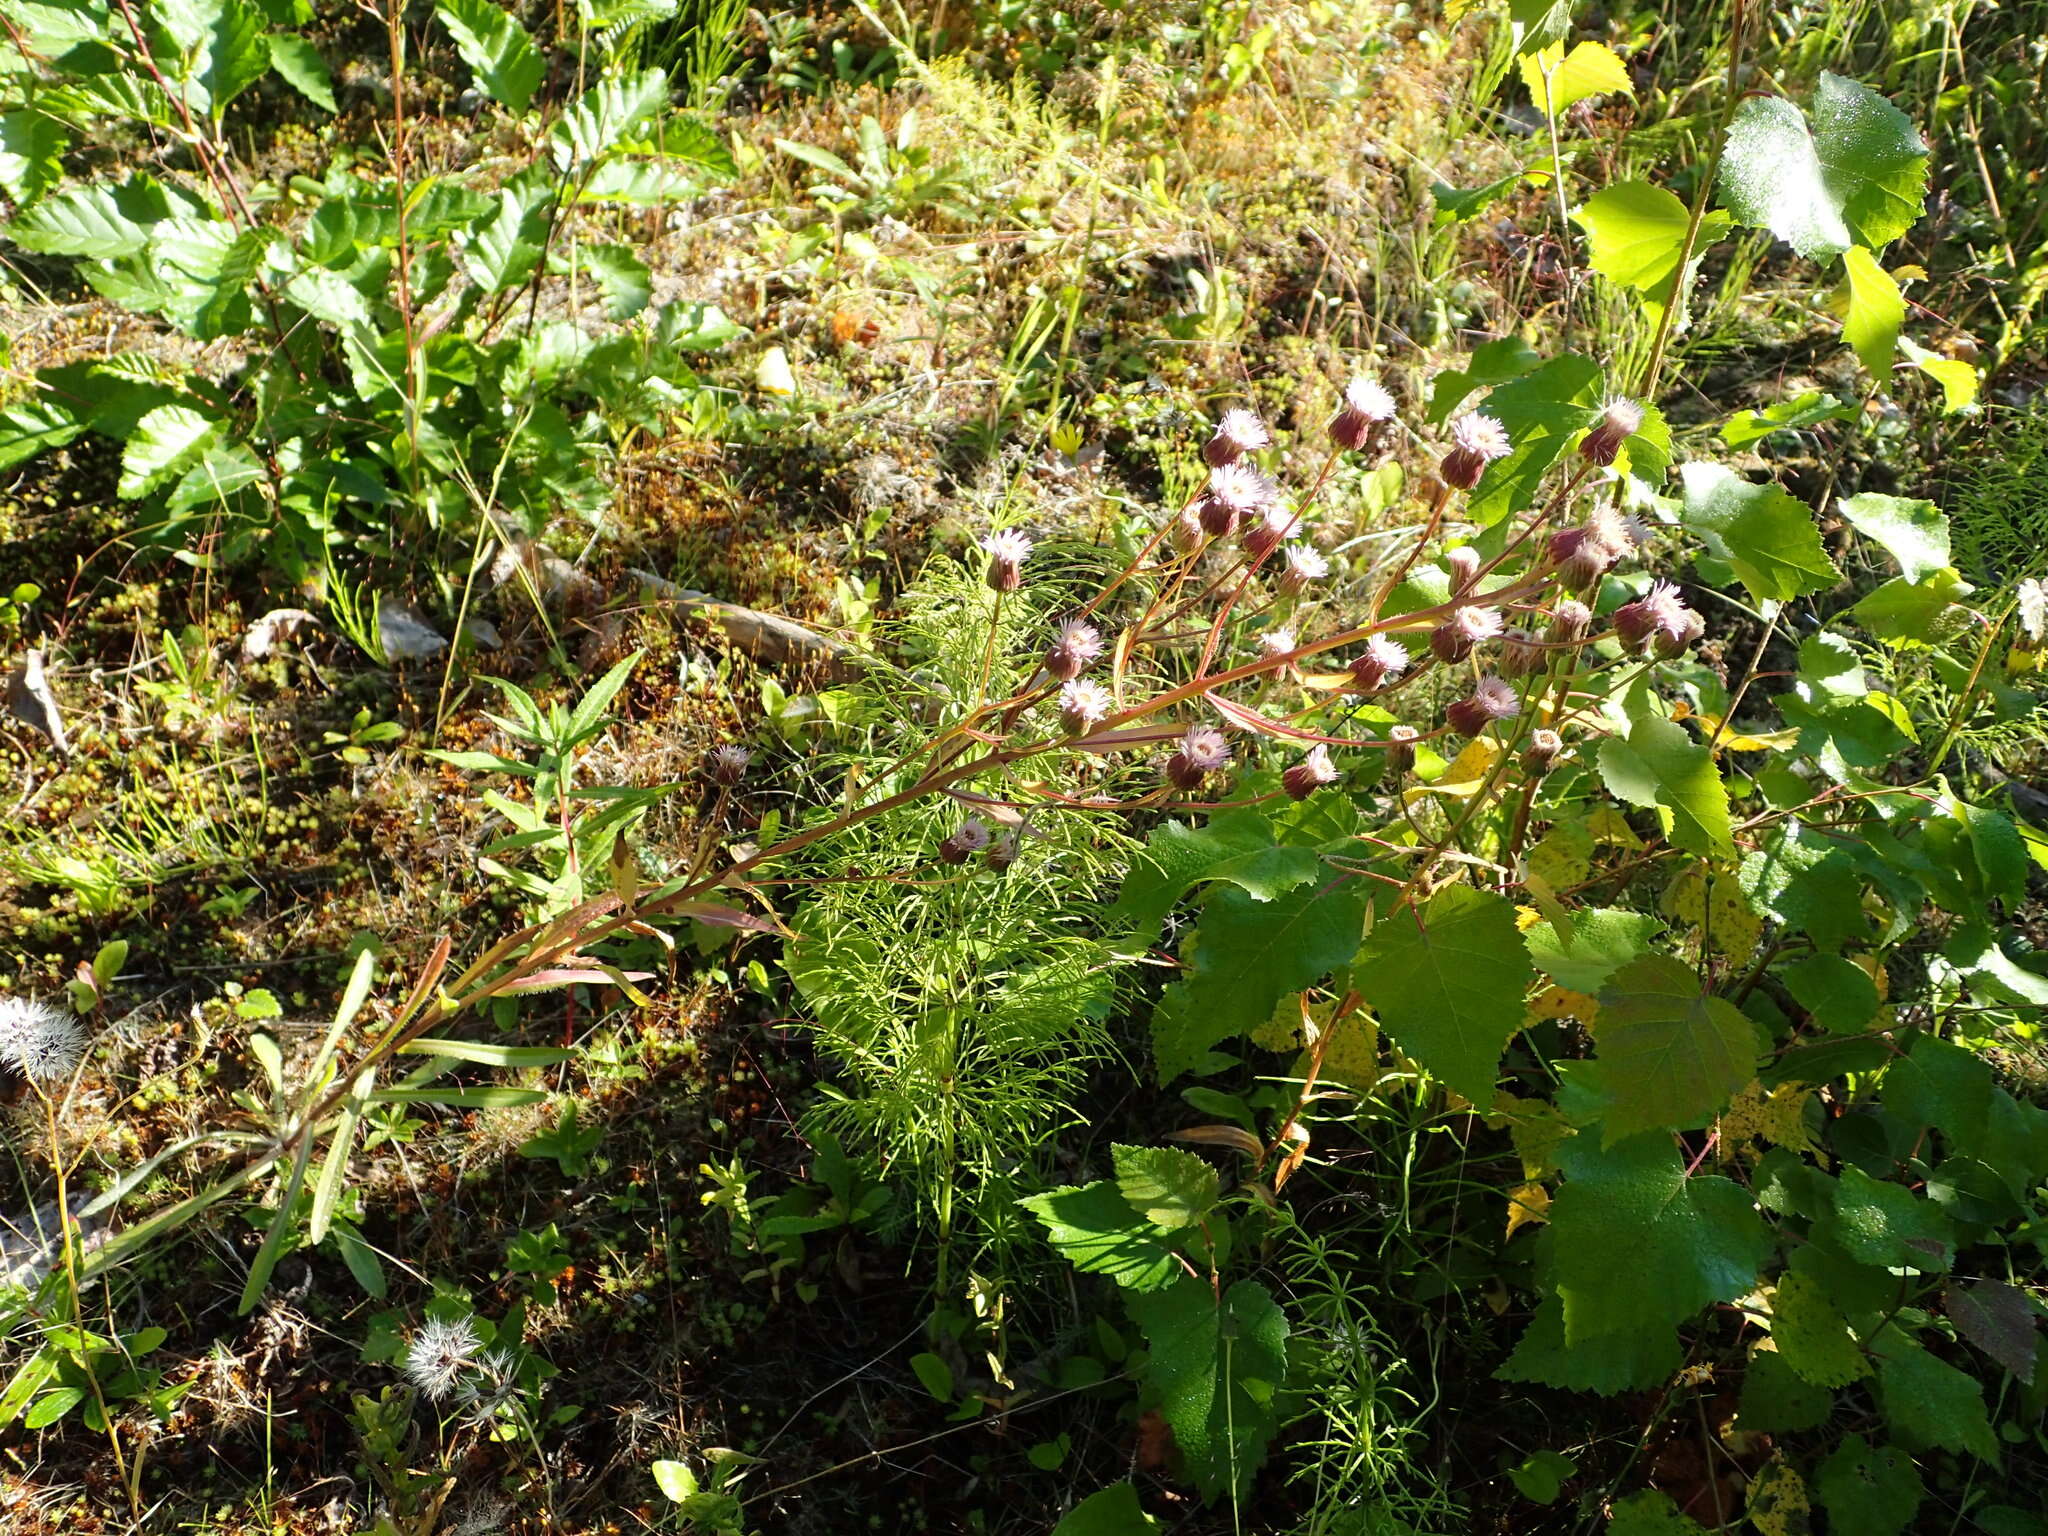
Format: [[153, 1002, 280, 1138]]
[[1242, 503, 1301, 562], [939, 816, 993, 864], [1043, 617, 1106, 681], [1278, 543, 1329, 597], [708, 744, 751, 786], [1058, 678, 1114, 734], [1581, 396, 1645, 467], [1547, 597, 1594, 644], [1348, 634, 1411, 694], [1613, 579, 1704, 659], [1204, 407, 1272, 468], [981, 529, 1033, 591], [1445, 544, 1482, 594], [1445, 675, 1520, 737], [1329, 376, 1397, 451], [1198, 462, 1276, 538], [1522, 728, 1564, 775], [1282, 744, 1340, 801], [1165, 724, 1232, 790], [1430, 603, 1504, 664], [1499, 627, 1545, 677], [1440, 412, 1511, 489]]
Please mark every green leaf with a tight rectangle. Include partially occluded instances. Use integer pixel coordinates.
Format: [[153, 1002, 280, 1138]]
[[1506, 1447, 1577, 1504], [1838, 493, 1949, 584], [1814, 1436, 1922, 1536], [1549, 1131, 1769, 1344], [1573, 180, 1732, 322], [459, 184, 548, 293], [1125, 1277, 1287, 1504], [1019, 1181, 1179, 1292], [1782, 955, 1880, 1033], [1520, 40, 1632, 116], [1608, 1491, 1710, 1535], [1354, 885, 1532, 1103], [0, 110, 68, 204], [1149, 873, 1368, 1082], [1738, 1344, 1835, 1431], [1718, 73, 1928, 261], [1113, 1144, 1219, 1232], [1947, 1280, 2040, 1384], [1052, 1484, 1159, 1536], [909, 1351, 953, 1401], [1882, 1034, 1992, 1145], [1873, 1332, 1997, 1460], [1596, 714, 1732, 857], [1524, 907, 1662, 993], [1840, 244, 1903, 377], [551, 69, 670, 172], [435, 0, 545, 114], [578, 242, 652, 320], [1590, 956, 1755, 1143], [0, 396, 85, 471], [1721, 391, 1852, 449], [1740, 820, 1869, 953], [1944, 791, 2028, 906], [1947, 927, 2048, 1007], [1498, 1295, 1682, 1392], [1426, 336, 1539, 426], [1819, 1164, 1954, 1272], [266, 33, 335, 111], [199, 0, 269, 117], [1430, 171, 1522, 226], [118, 403, 219, 498], [1679, 462, 1840, 604], [8, 182, 153, 258], [1114, 811, 1322, 933], [1466, 354, 1605, 528], [24, 1387, 85, 1429], [1851, 569, 1972, 646]]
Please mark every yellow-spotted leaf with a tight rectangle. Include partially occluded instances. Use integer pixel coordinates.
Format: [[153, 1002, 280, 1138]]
[[1746, 1455, 1811, 1536], [1506, 1180, 1551, 1240]]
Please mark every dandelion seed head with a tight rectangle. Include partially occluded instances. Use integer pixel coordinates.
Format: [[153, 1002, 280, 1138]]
[[405, 1314, 483, 1402]]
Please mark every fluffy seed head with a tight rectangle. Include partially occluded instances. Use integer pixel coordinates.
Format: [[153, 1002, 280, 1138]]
[[1278, 543, 1329, 597], [1257, 627, 1298, 663], [981, 529, 1033, 591], [1042, 618, 1106, 681], [1348, 634, 1411, 694], [2017, 578, 2046, 644], [1165, 724, 1231, 790], [1613, 580, 1703, 658], [1430, 604, 1504, 664], [1522, 728, 1565, 775], [1204, 407, 1271, 468], [1385, 723, 1420, 775], [939, 817, 993, 864], [1581, 395, 1646, 466], [1329, 376, 1397, 451], [405, 1315, 483, 1402], [0, 997, 87, 1085], [1445, 545, 1482, 593], [1445, 675, 1520, 736], [708, 744, 751, 787], [1499, 627, 1545, 677], [1242, 503, 1301, 563], [1172, 505, 1208, 553], [1282, 745, 1340, 801], [1058, 678, 1114, 735], [1440, 412, 1511, 489], [986, 834, 1019, 872], [1547, 597, 1594, 645]]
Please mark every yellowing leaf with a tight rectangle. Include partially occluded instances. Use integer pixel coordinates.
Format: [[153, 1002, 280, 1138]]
[[1314, 1008, 1380, 1091], [1525, 983, 1599, 1023], [1405, 735, 1502, 804], [1770, 1269, 1869, 1386], [1721, 1079, 1822, 1161], [1529, 819, 1595, 887], [1584, 805, 1642, 849], [1841, 244, 1904, 379], [1488, 1090, 1573, 1179], [1520, 41, 1634, 117], [1746, 1455, 1810, 1536], [1506, 1180, 1551, 1240]]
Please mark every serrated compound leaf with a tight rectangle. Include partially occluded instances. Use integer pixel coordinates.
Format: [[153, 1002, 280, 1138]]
[[1814, 1436, 1922, 1536], [1680, 462, 1840, 604], [1838, 492, 1950, 583], [1019, 1181, 1180, 1292], [436, 0, 546, 113], [1874, 1332, 1998, 1460], [1150, 874, 1368, 1082], [1551, 1131, 1769, 1345], [1525, 908, 1663, 993], [1355, 884, 1532, 1103], [551, 69, 670, 171], [1125, 1277, 1287, 1504], [1052, 1484, 1159, 1536], [1739, 1344, 1835, 1431], [1591, 956, 1755, 1143], [1882, 1033, 1992, 1145], [1851, 568, 1972, 647], [1114, 811, 1321, 933], [1719, 74, 1927, 261], [1113, 1144, 1219, 1232], [1596, 714, 1732, 857], [1770, 1268, 1869, 1386], [0, 395, 84, 471], [9, 182, 154, 259], [1840, 245, 1903, 378], [1948, 1280, 2039, 1384], [1497, 1294, 1682, 1394]]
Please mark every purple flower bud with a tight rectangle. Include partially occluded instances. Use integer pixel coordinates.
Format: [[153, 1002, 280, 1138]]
[[707, 744, 751, 786], [981, 530, 1033, 592], [986, 834, 1019, 871], [1282, 745, 1339, 801], [1348, 634, 1411, 694], [1165, 724, 1231, 791], [1242, 504, 1300, 563], [1547, 598, 1594, 645], [939, 817, 993, 864], [1385, 723, 1419, 775], [1445, 675, 1520, 737], [1172, 505, 1207, 553], [1580, 396, 1644, 468], [1059, 678, 1114, 735], [1612, 580, 1701, 659], [1439, 412, 1510, 490], [1430, 604, 1504, 665], [1204, 407, 1271, 468], [1521, 728, 1564, 775], [1043, 618, 1105, 681], [1499, 627, 1545, 677], [1445, 545, 1482, 594], [1329, 377, 1396, 452]]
